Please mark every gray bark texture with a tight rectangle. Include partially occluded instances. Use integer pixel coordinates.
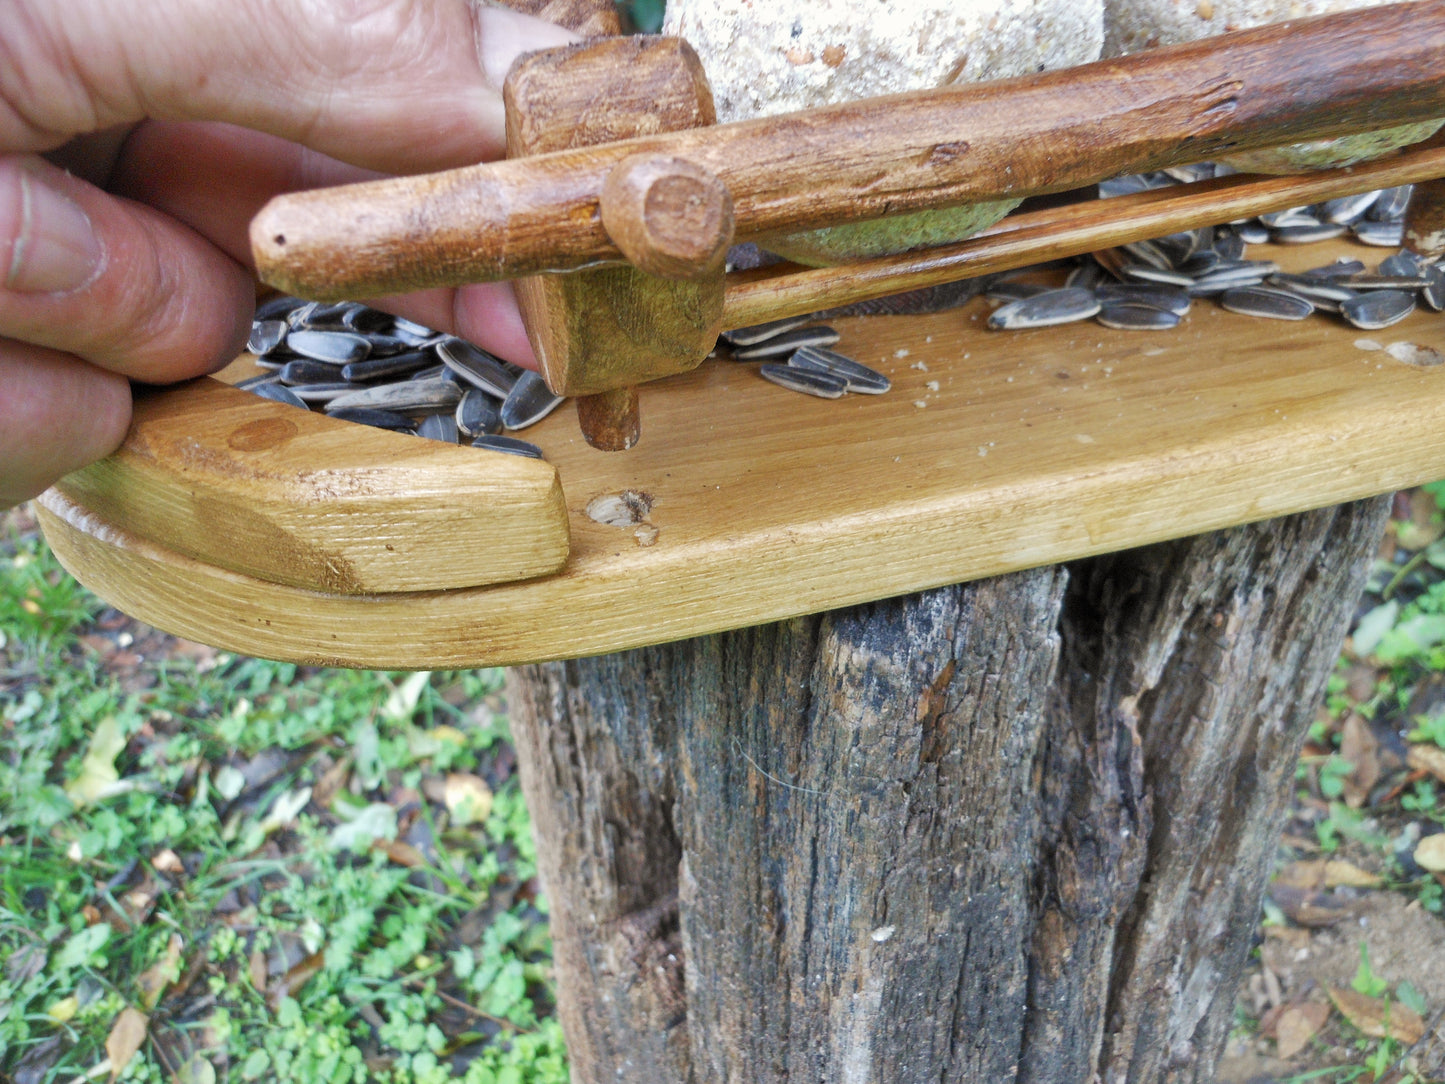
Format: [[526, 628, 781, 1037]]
[[505, 498, 1391, 1084]]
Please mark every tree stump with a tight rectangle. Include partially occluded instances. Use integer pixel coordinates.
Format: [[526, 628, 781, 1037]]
[[505, 497, 1390, 1083]]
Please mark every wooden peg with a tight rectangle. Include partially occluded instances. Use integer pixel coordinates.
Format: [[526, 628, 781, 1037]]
[[498, 0, 619, 37], [504, 35, 724, 451], [600, 154, 734, 280]]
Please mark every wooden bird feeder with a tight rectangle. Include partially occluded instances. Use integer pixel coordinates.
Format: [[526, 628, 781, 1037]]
[[35, 0, 1445, 670]]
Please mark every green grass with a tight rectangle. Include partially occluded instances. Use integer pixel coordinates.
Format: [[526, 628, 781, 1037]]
[[1, 524, 564, 1083]]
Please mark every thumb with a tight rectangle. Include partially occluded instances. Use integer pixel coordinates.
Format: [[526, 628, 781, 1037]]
[[4, 0, 577, 171]]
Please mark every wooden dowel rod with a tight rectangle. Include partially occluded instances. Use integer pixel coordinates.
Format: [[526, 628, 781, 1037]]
[[252, 1, 1445, 300], [722, 142, 1445, 329]]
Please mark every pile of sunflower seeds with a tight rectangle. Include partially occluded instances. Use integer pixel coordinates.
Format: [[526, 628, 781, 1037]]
[[986, 177, 1441, 335], [717, 317, 893, 398], [241, 297, 559, 459]]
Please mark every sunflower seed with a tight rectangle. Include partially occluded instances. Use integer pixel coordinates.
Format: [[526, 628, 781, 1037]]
[[1123, 264, 1195, 286], [1378, 252, 1423, 277], [437, 339, 517, 397], [1368, 185, 1413, 221], [1179, 250, 1222, 276], [1270, 222, 1348, 244], [235, 374, 277, 391], [1423, 266, 1445, 311], [1353, 220, 1405, 247], [1345, 273, 1430, 291], [417, 413, 459, 444], [290, 382, 357, 404], [1265, 273, 1358, 304], [285, 301, 320, 328], [1096, 302, 1182, 330], [340, 350, 434, 382], [1320, 191, 1380, 224], [1094, 282, 1191, 315], [341, 306, 394, 334], [1212, 230, 1247, 261], [456, 389, 503, 438], [988, 287, 1100, 330], [1340, 289, 1416, 329], [325, 378, 463, 414], [1258, 207, 1318, 229], [472, 434, 545, 458], [732, 325, 841, 359], [285, 329, 371, 364], [248, 320, 288, 356], [789, 346, 891, 394], [279, 360, 346, 385], [1220, 287, 1313, 320], [412, 363, 454, 383], [1236, 222, 1270, 245], [759, 363, 848, 398], [499, 371, 564, 430], [719, 315, 815, 347], [250, 381, 309, 408], [1066, 261, 1106, 290], [1303, 259, 1367, 279], [327, 407, 418, 431], [391, 316, 440, 345], [1122, 238, 1176, 271]]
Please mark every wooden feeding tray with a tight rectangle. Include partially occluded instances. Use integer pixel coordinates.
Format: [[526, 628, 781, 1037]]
[[32, 5, 1445, 669]]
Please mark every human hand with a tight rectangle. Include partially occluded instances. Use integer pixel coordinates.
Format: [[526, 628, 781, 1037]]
[[0, 0, 575, 507]]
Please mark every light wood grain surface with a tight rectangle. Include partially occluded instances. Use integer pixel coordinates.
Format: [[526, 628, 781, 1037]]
[[39, 239, 1445, 668], [52, 379, 571, 595]]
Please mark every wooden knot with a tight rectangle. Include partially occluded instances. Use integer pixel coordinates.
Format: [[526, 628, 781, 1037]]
[[600, 154, 734, 281]]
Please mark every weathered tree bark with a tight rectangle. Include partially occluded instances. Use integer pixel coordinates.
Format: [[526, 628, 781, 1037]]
[[506, 498, 1390, 1084]]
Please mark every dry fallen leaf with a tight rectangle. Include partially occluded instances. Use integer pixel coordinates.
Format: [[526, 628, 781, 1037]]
[[1275, 1001, 1331, 1059], [1324, 860, 1383, 889], [1326, 986, 1425, 1044], [65, 717, 133, 806], [376, 839, 427, 868], [268, 950, 325, 1012], [1408, 743, 1445, 785], [1269, 883, 1358, 927], [249, 948, 268, 992], [150, 848, 184, 874], [105, 1006, 148, 1081], [1415, 833, 1445, 873], [1274, 858, 1380, 890], [443, 773, 494, 826], [1339, 713, 1381, 809], [136, 934, 183, 1010]]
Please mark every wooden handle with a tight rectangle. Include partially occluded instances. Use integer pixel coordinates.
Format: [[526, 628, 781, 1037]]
[[253, 2, 1445, 299], [600, 154, 734, 280], [723, 138, 1445, 329]]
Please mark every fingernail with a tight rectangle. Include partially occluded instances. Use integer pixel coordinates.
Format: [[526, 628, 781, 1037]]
[[4, 166, 103, 294]]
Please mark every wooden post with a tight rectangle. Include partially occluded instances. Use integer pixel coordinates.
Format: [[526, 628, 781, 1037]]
[[505, 498, 1390, 1083]]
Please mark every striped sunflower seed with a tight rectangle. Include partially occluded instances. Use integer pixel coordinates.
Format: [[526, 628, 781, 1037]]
[[1094, 282, 1191, 315], [279, 360, 345, 385], [1353, 220, 1405, 247], [456, 389, 504, 438], [788, 346, 891, 394], [499, 371, 564, 430], [1422, 266, 1445, 312], [290, 383, 357, 404], [1220, 287, 1313, 321], [285, 329, 372, 365], [325, 378, 463, 414], [758, 363, 848, 398], [988, 287, 1100, 330], [341, 350, 434, 382], [248, 319, 287, 356], [719, 315, 815, 347], [732, 325, 841, 359], [1368, 185, 1413, 221], [472, 434, 545, 458], [1320, 191, 1380, 225], [1096, 302, 1181, 330], [437, 339, 518, 398], [327, 407, 418, 431], [417, 413, 460, 444], [1340, 289, 1416, 330], [250, 381, 309, 409]]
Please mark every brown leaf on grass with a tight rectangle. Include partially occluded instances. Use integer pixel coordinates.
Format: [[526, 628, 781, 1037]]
[[1326, 986, 1426, 1044], [1269, 883, 1359, 927], [105, 1007, 148, 1081], [1408, 743, 1445, 785], [267, 950, 324, 1012], [150, 849, 184, 874], [249, 948, 268, 992], [136, 934, 183, 1010], [1275, 1001, 1332, 1059], [1324, 860, 1383, 889], [311, 755, 352, 810], [375, 839, 427, 868], [1340, 713, 1381, 808]]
